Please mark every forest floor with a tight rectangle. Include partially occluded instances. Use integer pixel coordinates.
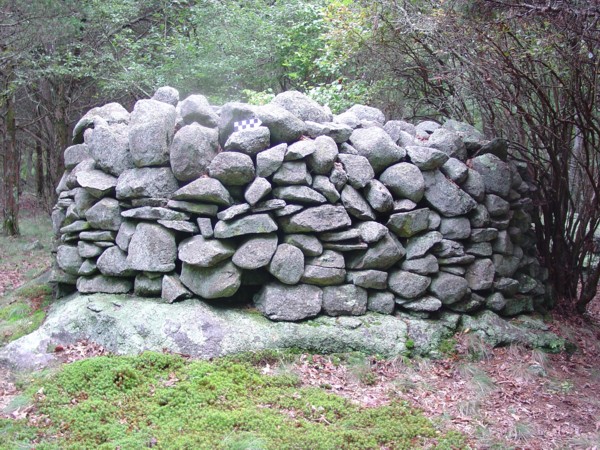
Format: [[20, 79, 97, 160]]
[[1, 210, 599, 449]]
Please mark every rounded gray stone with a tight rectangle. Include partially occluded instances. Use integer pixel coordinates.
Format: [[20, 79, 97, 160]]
[[128, 99, 177, 167], [232, 234, 278, 270], [256, 144, 287, 178], [405, 146, 449, 170], [208, 152, 255, 186], [380, 162, 425, 202], [470, 154, 512, 198], [364, 179, 393, 213], [87, 122, 134, 176], [180, 260, 242, 299], [346, 104, 385, 125], [224, 126, 270, 155], [177, 94, 218, 127], [244, 177, 272, 206], [349, 127, 405, 173], [85, 198, 122, 231], [268, 244, 305, 285], [307, 136, 338, 175], [272, 161, 311, 186], [127, 223, 176, 272], [271, 90, 332, 123], [56, 245, 84, 275], [170, 123, 219, 182], [388, 270, 431, 299], [283, 234, 323, 256], [387, 208, 430, 238], [77, 275, 132, 294], [172, 177, 233, 206], [152, 86, 179, 106], [97, 246, 135, 277], [422, 169, 477, 217], [429, 272, 469, 304], [337, 154, 375, 189], [322, 284, 368, 316], [115, 167, 179, 200], [465, 258, 495, 291], [367, 291, 395, 314], [255, 104, 306, 144]]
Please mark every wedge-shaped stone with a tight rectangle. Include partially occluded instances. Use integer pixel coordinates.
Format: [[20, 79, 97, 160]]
[[171, 178, 233, 206], [387, 209, 430, 238], [268, 243, 305, 284], [279, 205, 351, 233], [422, 169, 477, 217], [213, 214, 278, 238], [388, 270, 431, 299], [178, 235, 235, 267], [77, 275, 132, 294], [346, 233, 405, 270], [97, 246, 135, 277]]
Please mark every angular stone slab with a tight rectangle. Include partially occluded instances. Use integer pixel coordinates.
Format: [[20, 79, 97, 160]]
[[337, 154, 374, 189], [85, 198, 122, 231], [405, 231, 443, 260], [116, 167, 179, 200], [121, 206, 189, 221], [256, 144, 287, 178], [429, 272, 469, 305], [157, 220, 198, 234], [224, 126, 270, 155], [470, 153, 512, 198], [77, 276, 132, 294], [134, 274, 162, 297], [364, 179, 393, 213], [405, 146, 449, 170], [162, 274, 192, 304], [128, 99, 177, 167], [346, 233, 406, 270], [213, 214, 278, 238], [57, 245, 84, 276], [349, 127, 405, 173], [180, 260, 242, 299], [178, 235, 235, 267], [388, 270, 431, 299], [284, 234, 323, 256], [272, 186, 326, 204], [172, 178, 233, 206], [307, 136, 338, 175], [465, 258, 495, 291], [279, 205, 351, 233], [76, 170, 117, 198], [367, 291, 395, 314], [346, 270, 388, 290], [254, 282, 322, 321], [272, 161, 311, 186], [285, 140, 317, 160], [341, 185, 375, 220], [244, 177, 272, 206], [387, 208, 430, 238]]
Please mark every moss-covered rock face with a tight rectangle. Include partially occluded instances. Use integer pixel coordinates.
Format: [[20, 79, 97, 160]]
[[1, 352, 467, 449]]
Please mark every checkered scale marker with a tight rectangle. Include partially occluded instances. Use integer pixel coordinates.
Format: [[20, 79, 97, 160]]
[[234, 118, 262, 132]]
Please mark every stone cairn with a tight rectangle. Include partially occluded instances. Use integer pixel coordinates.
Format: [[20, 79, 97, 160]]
[[51, 87, 547, 322]]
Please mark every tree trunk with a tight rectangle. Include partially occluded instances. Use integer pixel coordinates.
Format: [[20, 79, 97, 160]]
[[2, 88, 20, 236], [36, 143, 44, 198]]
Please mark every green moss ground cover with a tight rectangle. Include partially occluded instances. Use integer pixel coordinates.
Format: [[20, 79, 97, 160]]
[[1, 352, 466, 449]]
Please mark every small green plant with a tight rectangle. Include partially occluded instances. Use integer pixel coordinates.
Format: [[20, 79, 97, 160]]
[[438, 338, 457, 356], [405, 339, 415, 350], [242, 88, 275, 105]]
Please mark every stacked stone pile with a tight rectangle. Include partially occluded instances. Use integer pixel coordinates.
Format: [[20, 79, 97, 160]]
[[51, 87, 547, 321]]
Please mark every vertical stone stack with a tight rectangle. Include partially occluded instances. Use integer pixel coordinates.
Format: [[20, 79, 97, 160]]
[[50, 87, 547, 322]]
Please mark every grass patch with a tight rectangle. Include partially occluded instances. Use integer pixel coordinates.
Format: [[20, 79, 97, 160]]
[[0, 282, 53, 345], [6, 352, 466, 449]]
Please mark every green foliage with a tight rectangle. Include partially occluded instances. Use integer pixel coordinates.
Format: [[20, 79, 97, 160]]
[[11, 352, 466, 449]]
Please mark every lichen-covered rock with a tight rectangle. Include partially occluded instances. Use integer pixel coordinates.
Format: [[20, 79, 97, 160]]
[[87, 122, 134, 176], [271, 90, 332, 123], [279, 205, 351, 233], [170, 123, 219, 181], [129, 99, 177, 167], [346, 270, 388, 290], [254, 282, 322, 321], [180, 260, 242, 299], [232, 234, 278, 270], [465, 258, 495, 291], [224, 126, 270, 156], [307, 136, 338, 174], [85, 198, 122, 231], [470, 153, 512, 198], [127, 223, 176, 272], [427, 128, 466, 160], [387, 209, 430, 238], [77, 275, 132, 294], [178, 235, 235, 267], [367, 291, 395, 314], [429, 272, 469, 305], [364, 179, 393, 213], [337, 154, 375, 189], [76, 170, 117, 198], [134, 274, 163, 297], [322, 284, 367, 316], [57, 245, 83, 275], [268, 243, 305, 284], [341, 185, 375, 220], [388, 270, 431, 299], [405, 146, 449, 170], [97, 247, 135, 277], [171, 177, 232, 206], [208, 151, 255, 186], [177, 94, 218, 127], [349, 127, 405, 173], [346, 104, 385, 125], [422, 169, 477, 217], [380, 162, 425, 203], [284, 234, 323, 256], [346, 233, 405, 270], [214, 214, 278, 238], [255, 104, 306, 144], [116, 167, 179, 200]]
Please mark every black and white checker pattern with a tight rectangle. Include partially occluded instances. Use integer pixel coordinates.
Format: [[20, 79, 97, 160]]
[[234, 118, 262, 132]]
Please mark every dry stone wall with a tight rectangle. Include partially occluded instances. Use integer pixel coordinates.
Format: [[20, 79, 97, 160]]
[[51, 87, 547, 322]]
